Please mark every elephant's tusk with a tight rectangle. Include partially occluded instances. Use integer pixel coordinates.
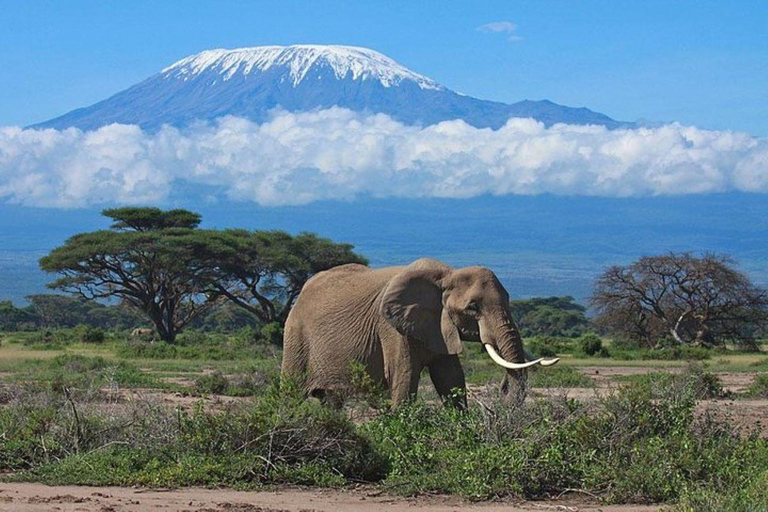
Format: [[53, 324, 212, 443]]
[[484, 344, 544, 370], [524, 349, 560, 366]]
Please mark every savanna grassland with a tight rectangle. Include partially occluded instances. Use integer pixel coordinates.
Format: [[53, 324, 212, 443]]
[[1, 328, 767, 511]]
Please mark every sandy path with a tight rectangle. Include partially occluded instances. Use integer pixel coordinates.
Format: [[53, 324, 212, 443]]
[[0, 483, 662, 512]]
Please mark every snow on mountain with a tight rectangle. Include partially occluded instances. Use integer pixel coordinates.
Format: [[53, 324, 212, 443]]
[[161, 45, 444, 90], [34, 44, 629, 131]]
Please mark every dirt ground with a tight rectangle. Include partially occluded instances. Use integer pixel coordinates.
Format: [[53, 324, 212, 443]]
[[0, 483, 664, 512]]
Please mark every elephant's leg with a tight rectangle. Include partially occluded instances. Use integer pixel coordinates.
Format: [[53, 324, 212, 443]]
[[390, 366, 422, 405], [428, 355, 467, 409], [389, 362, 423, 406]]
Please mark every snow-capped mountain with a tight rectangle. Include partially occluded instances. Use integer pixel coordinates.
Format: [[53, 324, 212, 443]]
[[35, 44, 628, 131], [164, 45, 444, 90]]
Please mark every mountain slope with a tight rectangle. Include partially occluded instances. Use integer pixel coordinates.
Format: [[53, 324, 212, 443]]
[[34, 44, 628, 131]]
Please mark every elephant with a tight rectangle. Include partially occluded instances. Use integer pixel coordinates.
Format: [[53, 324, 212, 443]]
[[281, 258, 558, 408]]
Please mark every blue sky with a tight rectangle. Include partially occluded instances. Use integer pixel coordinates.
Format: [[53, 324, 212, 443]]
[[1, 0, 766, 134]]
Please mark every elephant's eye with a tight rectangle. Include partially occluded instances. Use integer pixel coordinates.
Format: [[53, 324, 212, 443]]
[[465, 302, 479, 313]]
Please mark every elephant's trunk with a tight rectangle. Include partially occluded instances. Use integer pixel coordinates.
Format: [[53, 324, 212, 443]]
[[479, 313, 543, 370], [478, 312, 533, 404]]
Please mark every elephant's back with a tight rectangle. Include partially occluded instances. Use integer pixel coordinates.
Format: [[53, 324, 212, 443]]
[[296, 264, 402, 308]]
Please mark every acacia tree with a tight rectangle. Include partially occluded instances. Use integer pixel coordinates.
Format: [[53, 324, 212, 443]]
[[40, 207, 367, 343], [39, 208, 217, 343], [204, 230, 368, 326], [591, 252, 768, 348]]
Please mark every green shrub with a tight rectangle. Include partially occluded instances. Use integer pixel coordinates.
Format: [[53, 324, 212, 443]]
[[21, 329, 74, 349], [260, 322, 284, 346], [362, 385, 768, 502], [192, 368, 272, 397], [578, 332, 608, 357], [609, 336, 642, 351], [80, 326, 106, 344], [1, 382, 386, 487], [194, 371, 230, 395], [525, 336, 574, 357], [617, 364, 723, 400], [746, 373, 768, 398], [673, 470, 768, 511], [525, 337, 558, 357]]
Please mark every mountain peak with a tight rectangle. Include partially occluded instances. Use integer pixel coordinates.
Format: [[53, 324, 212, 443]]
[[160, 44, 444, 90], [33, 44, 629, 131]]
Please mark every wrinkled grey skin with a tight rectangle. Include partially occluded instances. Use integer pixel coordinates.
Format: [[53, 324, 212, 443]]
[[281, 258, 528, 408]]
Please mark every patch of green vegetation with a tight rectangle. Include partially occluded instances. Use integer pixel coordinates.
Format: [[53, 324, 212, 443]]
[[528, 366, 593, 388], [672, 471, 768, 511], [612, 345, 713, 361], [363, 382, 767, 503], [615, 364, 725, 400], [4, 373, 765, 506], [2, 354, 157, 391], [745, 373, 768, 399], [193, 367, 273, 397], [116, 330, 279, 361], [525, 336, 576, 358], [577, 332, 611, 357], [1, 382, 385, 488]]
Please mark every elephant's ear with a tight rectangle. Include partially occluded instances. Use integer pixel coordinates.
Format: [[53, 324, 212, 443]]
[[380, 265, 462, 355]]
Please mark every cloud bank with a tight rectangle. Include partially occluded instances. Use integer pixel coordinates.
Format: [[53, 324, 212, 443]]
[[0, 108, 766, 208]]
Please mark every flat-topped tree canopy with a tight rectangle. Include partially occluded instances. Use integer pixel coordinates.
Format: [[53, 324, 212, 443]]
[[103, 207, 202, 232], [39, 207, 368, 343]]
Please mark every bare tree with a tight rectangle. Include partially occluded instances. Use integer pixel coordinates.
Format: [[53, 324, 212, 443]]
[[591, 253, 768, 348]]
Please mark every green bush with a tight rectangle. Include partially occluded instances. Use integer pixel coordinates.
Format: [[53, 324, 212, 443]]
[[509, 296, 590, 338], [578, 332, 607, 357], [1, 383, 386, 487], [673, 471, 768, 511], [363, 384, 768, 502], [525, 336, 574, 357], [609, 336, 642, 351], [194, 371, 230, 395], [746, 373, 768, 398], [80, 326, 106, 344], [192, 367, 272, 397], [525, 337, 558, 357], [22, 329, 75, 349], [617, 364, 724, 400], [260, 322, 284, 346]]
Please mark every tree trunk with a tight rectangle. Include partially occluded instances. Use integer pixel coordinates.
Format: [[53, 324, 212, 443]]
[[669, 309, 692, 345]]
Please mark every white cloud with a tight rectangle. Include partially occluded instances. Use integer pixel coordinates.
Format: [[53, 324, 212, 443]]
[[0, 109, 766, 208], [477, 21, 523, 42]]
